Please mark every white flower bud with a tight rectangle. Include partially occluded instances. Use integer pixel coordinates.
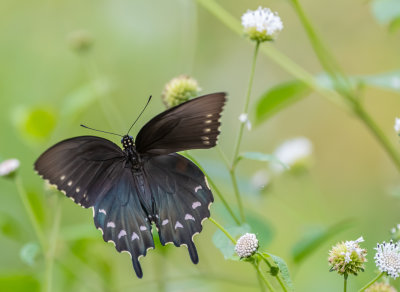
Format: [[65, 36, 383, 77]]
[[235, 233, 259, 258]]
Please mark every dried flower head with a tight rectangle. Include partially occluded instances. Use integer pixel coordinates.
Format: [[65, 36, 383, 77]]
[[375, 241, 400, 279], [162, 75, 201, 108], [328, 236, 367, 276], [235, 233, 259, 258], [68, 30, 93, 54], [241, 7, 283, 42], [394, 118, 400, 133], [365, 282, 397, 292], [0, 159, 20, 178]]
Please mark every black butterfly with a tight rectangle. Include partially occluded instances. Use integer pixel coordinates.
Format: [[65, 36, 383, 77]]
[[34, 92, 226, 278]]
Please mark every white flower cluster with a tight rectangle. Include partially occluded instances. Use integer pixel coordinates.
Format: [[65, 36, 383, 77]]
[[342, 237, 365, 263], [375, 240, 400, 279], [0, 159, 20, 177], [394, 117, 400, 133], [235, 233, 258, 258], [241, 7, 283, 42], [238, 113, 252, 131]]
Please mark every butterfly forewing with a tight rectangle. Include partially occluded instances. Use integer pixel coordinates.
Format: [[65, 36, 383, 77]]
[[144, 153, 213, 263], [93, 168, 154, 278], [136, 92, 226, 155], [34, 136, 124, 208]]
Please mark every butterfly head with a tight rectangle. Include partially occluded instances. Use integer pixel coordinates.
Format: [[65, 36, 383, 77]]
[[121, 135, 135, 149]]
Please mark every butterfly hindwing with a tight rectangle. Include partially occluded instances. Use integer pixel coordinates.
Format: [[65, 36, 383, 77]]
[[93, 168, 154, 278], [144, 153, 213, 264], [136, 92, 226, 155], [34, 136, 125, 208]]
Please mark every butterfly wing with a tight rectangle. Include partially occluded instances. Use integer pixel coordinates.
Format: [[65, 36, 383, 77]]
[[34, 136, 125, 208], [93, 168, 154, 278], [135, 92, 226, 155], [143, 153, 213, 264]]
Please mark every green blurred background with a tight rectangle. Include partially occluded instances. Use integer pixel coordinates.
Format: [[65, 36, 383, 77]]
[[1, 0, 400, 291]]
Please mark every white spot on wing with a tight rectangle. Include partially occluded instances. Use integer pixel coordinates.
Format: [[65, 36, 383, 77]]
[[205, 120, 212, 124], [162, 219, 169, 225], [195, 185, 202, 192], [205, 176, 210, 189], [201, 136, 210, 140], [175, 221, 183, 229], [185, 214, 195, 221], [204, 128, 211, 133], [67, 181, 72, 186], [99, 209, 107, 215], [140, 225, 147, 231], [107, 222, 115, 228], [118, 230, 127, 239], [203, 141, 210, 145], [76, 187, 80, 193], [131, 232, 139, 241], [60, 175, 65, 180], [206, 114, 213, 118], [192, 202, 202, 209]]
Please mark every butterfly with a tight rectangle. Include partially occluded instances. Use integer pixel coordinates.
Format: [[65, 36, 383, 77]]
[[34, 92, 226, 278]]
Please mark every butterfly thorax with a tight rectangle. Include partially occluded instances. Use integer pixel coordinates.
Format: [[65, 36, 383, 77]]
[[121, 135, 142, 171]]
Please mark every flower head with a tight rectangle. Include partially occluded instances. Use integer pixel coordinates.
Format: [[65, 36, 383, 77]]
[[241, 7, 283, 42], [162, 75, 201, 108], [67, 30, 93, 54], [0, 159, 20, 178], [365, 282, 397, 292], [271, 137, 313, 173], [235, 233, 258, 258], [375, 240, 400, 279], [328, 236, 367, 276], [394, 118, 400, 133]]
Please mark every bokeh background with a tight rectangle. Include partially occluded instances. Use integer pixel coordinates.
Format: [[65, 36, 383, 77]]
[[1, 0, 400, 291]]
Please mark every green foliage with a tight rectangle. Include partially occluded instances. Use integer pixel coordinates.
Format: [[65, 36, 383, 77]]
[[253, 80, 310, 126], [291, 219, 354, 264], [0, 212, 22, 241], [0, 274, 40, 292], [246, 214, 274, 248], [263, 253, 294, 291]]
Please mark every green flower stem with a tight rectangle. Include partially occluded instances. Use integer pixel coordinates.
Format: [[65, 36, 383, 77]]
[[229, 41, 260, 224], [253, 262, 275, 292], [184, 152, 240, 225], [358, 272, 384, 292], [257, 252, 288, 292], [344, 275, 347, 292], [208, 217, 236, 244], [256, 271, 265, 292], [44, 198, 62, 292], [14, 175, 46, 249]]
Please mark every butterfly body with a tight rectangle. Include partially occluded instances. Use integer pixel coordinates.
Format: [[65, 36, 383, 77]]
[[34, 93, 226, 278]]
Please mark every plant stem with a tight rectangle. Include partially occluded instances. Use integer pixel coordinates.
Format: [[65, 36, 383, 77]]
[[232, 41, 260, 162], [44, 198, 62, 292], [184, 152, 240, 225], [343, 275, 347, 292], [253, 262, 275, 292], [229, 41, 260, 224], [257, 252, 288, 292], [358, 272, 384, 292], [14, 175, 46, 249], [208, 217, 236, 244]]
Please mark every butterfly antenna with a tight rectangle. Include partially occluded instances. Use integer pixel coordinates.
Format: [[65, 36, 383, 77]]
[[127, 95, 152, 135], [80, 124, 124, 137]]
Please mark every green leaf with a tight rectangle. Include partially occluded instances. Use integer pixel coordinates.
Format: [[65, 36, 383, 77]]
[[0, 212, 22, 241], [239, 152, 289, 169], [356, 70, 400, 93], [291, 219, 354, 264], [60, 223, 100, 241], [254, 80, 310, 126], [14, 107, 57, 141], [212, 224, 250, 260], [371, 0, 400, 26], [0, 274, 40, 292], [20, 242, 41, 266], [246, 213, 274, 248], [263, 253, 294, 291]]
